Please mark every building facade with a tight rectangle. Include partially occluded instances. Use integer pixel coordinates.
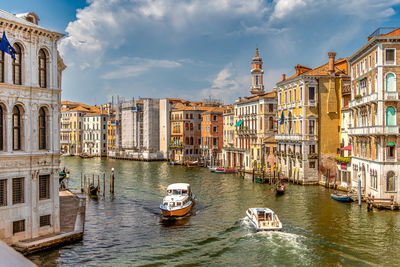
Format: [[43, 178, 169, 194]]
[[200, 107, 224, 165], [82, 112, 108, 157], [348, 27, 400, 200], [0, 11, 65, 243], [275, 53, 349, 184]]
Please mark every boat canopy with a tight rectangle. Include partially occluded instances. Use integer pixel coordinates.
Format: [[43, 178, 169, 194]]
[[167, 183, 190, 191]]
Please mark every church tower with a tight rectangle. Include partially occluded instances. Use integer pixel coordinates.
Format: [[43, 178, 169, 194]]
[[250, 48, 265, 95]]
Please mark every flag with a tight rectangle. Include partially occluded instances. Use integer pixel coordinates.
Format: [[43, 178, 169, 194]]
[[280, 111, 285, 125], [0, 32, 16, 60]]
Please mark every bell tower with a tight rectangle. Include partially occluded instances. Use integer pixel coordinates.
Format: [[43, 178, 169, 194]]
[[250, 48, 265, 95]]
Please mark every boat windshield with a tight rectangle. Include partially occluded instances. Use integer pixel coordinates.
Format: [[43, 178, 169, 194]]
[[172, 189, 181, 195], [182, 189, 188, 195]]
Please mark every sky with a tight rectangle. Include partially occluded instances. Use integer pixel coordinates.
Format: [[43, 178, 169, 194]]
[[3, 0, 400, 104]]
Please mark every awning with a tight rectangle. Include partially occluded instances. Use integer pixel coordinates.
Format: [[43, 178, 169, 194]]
[[340, 145, 352, 151], [358, 77, 366, 82], [234, 120, 244, 127], [387, 141, 395, 146]]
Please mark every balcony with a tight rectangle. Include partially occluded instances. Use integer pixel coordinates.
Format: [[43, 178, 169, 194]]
[[384, 91, 399, 101], [349, 92, 378, 108], [275, 134, 302, 141], [349, 125, 400, 135]]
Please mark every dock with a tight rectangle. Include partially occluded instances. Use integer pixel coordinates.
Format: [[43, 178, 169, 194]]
[[13, 191, 86, 255]]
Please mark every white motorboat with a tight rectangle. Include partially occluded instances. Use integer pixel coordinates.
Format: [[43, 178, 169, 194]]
[[160, 183, 194, 217], [246, 208, 282, 231]]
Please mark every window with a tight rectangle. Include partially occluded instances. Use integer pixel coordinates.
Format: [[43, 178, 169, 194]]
[[386, 171, 396, 191], [0, 105, 3, 151], [309, 87, 315, 102], [308, 120, 315, 135], [0, 179, 6, 206], [385, 73, 395, 92], [39, 175, 50, 200], [309, 161, 315, 169], [39, 107, 46, 149], [40, 214, 51, 227], [13, 220, 25, 234], [386, 49, 395, 65], [309, 145, 315, 154], [213, 137, 217, 146], [38, 49, 47, 88], [369, 55, 372, 69], [375, 51, 378, 67], [0, 51, 3, 82], [12, 177, 24, 204], [12, 106, 22, 150], [13, 43, 22, 85], [386, 107, 396, 126]]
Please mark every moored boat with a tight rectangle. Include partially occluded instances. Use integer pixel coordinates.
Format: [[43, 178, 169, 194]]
[[89, 183, 99, 198], [208, 166, 217, 172], [246, 208, 282, 231], [80, 153, 94, 159], [160, 183, 194, 217], [331, 192, 352, 202], [186, 161, 201, 167], [276, 182, 286, 195], [215, 168, 237, 173]]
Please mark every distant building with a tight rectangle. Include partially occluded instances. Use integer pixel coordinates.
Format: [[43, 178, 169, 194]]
[[200, 107, 224, 165], [82, 112, 108, 157], [0, 10, 65, 244]]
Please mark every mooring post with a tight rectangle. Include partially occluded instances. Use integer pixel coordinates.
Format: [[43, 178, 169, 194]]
[[97, 175, 100, 192], [358, 178, 362, 206], [81, 173, 83, 193], [84, 175, 87, 193], [92, 174, 94, 186], [252, 168, 255, 182], [111, 168, 115, 195], [103, 173, 105, 197]]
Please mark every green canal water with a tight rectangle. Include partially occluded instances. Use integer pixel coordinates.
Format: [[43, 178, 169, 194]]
[[29, 157, 400, 266]]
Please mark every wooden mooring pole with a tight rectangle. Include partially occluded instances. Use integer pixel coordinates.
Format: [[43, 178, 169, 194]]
[[103, 173, 105, 197], [111, 168, 115, 195], [80, 173, 83, 193]]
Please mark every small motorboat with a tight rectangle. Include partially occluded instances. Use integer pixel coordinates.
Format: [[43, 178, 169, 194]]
[[331, 191, 352, 202], [246, 208, 282, 231], [186, 161, 200, 167], [208, 166, 217, 172], [276, 182, 286, 195], [215, 168, 237, 173], [80, 153, 94, 159], [160, 183, 194, 217]]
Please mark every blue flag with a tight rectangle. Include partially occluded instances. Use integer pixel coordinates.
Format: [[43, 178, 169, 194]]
[[280, 111, 285, 125], [0, 32, 16, 60]]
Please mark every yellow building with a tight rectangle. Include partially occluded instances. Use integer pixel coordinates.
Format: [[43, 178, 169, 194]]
[[275, 53, 349, 184], [107, 115, 116, 155]]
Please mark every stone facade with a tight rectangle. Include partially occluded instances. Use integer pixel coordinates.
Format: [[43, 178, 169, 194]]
[[0, 10, 65, 244]]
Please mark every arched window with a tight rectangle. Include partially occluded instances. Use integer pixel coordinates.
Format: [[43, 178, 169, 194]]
[[374, 74, 378, 91], [0, 105, 3, 150], [39, 107, 46, 149], [0, 50, 4, 83], [13, 106, 22, 150], [386, 73, 395, 92], [13, 43, 22, 85], [190, 137, 193, 145], [386, 107, 396, 126], [38, 49, 47, 88], [387, 171, 396, 191]]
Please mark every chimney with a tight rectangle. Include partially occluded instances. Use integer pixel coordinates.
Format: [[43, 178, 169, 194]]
[[295, 65, 301, 76], [328, 52, 336, 75], [282, 74, 286, 81]]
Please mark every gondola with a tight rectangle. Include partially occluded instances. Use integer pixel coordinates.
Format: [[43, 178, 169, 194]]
[[276, 182, 286, 195], [89, 183, 99, 198]]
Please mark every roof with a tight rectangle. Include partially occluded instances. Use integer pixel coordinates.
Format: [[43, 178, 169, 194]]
[[0, 9, 63, 38], [201, 107, 225, 114], [236, 90, 277, 103], [167, 183, 190, 190]]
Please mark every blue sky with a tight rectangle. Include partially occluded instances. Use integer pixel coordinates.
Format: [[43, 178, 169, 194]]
[[4, 0, 400, 104]]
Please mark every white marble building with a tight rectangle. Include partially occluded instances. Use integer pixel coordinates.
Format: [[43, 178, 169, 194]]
[[0, 10, 65, 244], [82, 112, 108, 156]]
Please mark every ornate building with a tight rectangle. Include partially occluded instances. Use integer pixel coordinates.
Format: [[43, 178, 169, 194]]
[[0, 10, 65, 244], [348, 27, 400, 199]]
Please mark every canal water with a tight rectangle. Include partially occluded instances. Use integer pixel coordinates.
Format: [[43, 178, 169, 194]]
[[29, 157, 400, 266]]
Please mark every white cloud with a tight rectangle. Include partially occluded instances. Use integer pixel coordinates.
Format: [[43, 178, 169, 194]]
[[101, 57, 181, 79]]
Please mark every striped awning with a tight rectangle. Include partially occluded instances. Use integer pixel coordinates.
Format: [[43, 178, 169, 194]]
[[387, 142, 395, 146]]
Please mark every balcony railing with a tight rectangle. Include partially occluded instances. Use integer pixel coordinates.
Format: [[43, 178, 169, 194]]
[[385, 91, 399, 101], [349, 125, 399, 135], [349, 92, 378, 107]]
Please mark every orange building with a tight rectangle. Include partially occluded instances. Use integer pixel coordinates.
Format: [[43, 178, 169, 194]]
[[200, 107, 224, 165]]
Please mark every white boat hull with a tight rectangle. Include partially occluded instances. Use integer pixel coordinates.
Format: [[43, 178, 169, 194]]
[[246, 210, 282, 231]]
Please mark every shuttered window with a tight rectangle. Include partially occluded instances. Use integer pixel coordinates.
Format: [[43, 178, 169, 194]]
[[12, 177, 24, 204], [13, 43, 22, 85], [0, 179, 6, 206], [0, 51, 3, 83], [40, 215, 51, 227], [38, 49, 47, 88], [39, 175, 50, 200], [13, 219, 25, 234], [39, 107, 46, 149]]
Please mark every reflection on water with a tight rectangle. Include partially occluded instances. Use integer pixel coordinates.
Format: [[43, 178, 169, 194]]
[[28, 157, 400, 266]]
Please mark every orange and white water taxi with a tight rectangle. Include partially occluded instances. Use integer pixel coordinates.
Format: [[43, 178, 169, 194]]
[[160, 183, 194, 217]]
